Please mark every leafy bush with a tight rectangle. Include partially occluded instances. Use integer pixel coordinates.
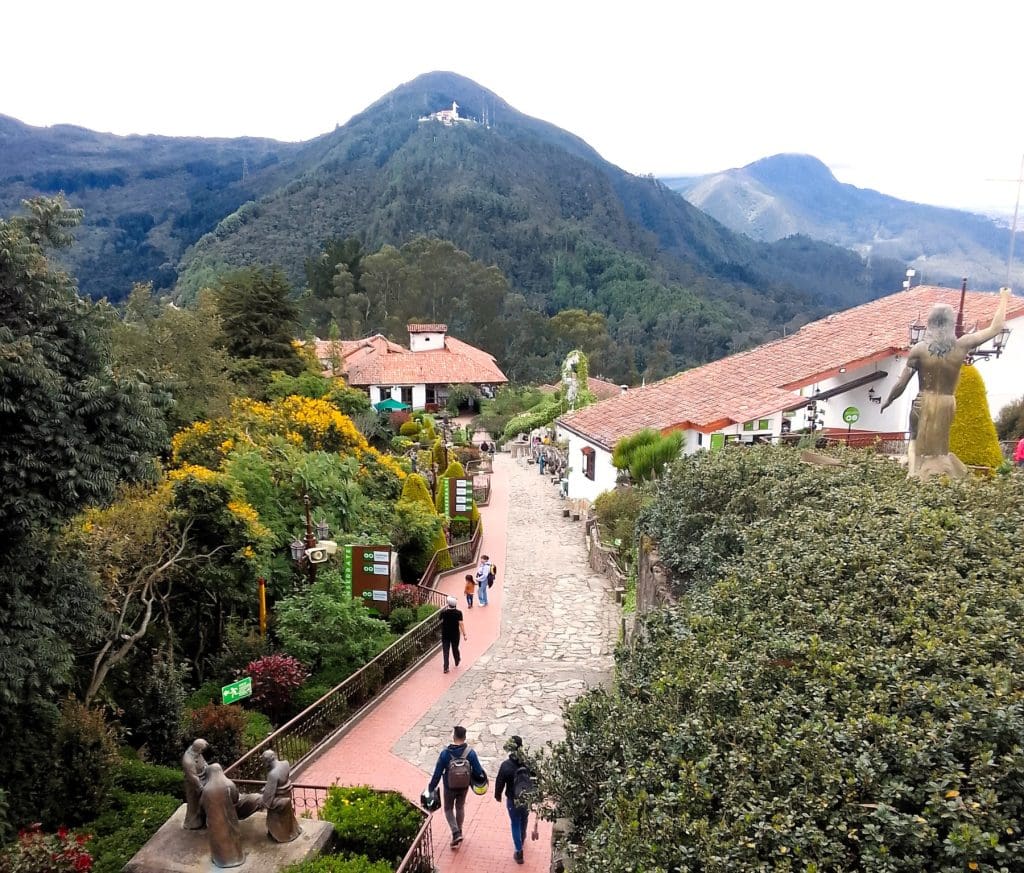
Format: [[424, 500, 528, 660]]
[[243, 710, 273, 749], [611, 428, 682, 481], [592, 487, 647, 555], [445, 383, 481, 412], [46, 702, 119, 827], [388, 411, 410, 432], [995, 395, 1024, 440], [549, 447, 1024, 871], [398, 420, 420, 437], [85, 790, 180, 873], [281, 854, 392, 873], [186, 704, 245, 767], [111, 759, 181, 797], [276, 571, 392, 673], [130, 654, 185, 766], [320, 786, 423, 864], [183, 681, 221, 711], [1, 824, 93, 873], [390, 583, 423, 610], [387, 607, 417, 634], [206, 619, 273, 680], [390, 435, 414, 453], [415, 604, 438, 622], [242, 654, 309, 722]]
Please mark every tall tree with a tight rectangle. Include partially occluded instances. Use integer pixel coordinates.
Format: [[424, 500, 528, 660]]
[[213, 266, 302, 376], [0, 196, 166, 829]]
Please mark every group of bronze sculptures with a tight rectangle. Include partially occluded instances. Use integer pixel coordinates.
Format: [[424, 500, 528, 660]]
[[182, 740, 301, 868]]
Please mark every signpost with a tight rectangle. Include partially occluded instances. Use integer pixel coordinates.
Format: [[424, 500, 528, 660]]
[[842, 406, 860, 444], [222, 677, 252, 705], [443, 477, 474, 520], [343, 544, 393, 615]]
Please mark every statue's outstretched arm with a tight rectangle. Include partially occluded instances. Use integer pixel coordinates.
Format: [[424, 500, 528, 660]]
[[960, 287, 1011, 349], [881, 362, 915, 412]]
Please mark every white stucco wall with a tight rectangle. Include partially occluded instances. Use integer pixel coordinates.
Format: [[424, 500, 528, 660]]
[[369, 384, 428, 409], [980, 313, 1023, 418], [563, 432, 618, 503], [409, 331, 446, 352]]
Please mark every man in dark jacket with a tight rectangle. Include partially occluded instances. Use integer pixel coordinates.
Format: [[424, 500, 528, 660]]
[[428, 725, 486, 848], [494, 734, 533, 864], [440, 595, 466, 673]]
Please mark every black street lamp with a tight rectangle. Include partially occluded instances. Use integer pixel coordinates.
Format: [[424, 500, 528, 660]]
[[289, 494, 335, 585]]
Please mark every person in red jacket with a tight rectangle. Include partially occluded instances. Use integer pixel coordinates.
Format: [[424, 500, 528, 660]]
[[1014, 436, 1024, 467]]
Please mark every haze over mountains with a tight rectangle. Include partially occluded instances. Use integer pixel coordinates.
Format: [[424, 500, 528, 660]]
[[663, 154, 1022, 290]]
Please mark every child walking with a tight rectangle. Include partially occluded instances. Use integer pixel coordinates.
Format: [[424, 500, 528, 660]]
[[464, 574, 476, 609]]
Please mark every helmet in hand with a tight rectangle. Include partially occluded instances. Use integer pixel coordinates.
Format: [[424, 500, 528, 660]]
[[471, 771, 489, 796], [420, 787, 440, 811]]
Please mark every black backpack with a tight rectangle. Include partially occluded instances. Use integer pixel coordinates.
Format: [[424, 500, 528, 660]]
[[447, 746, 472, 790], [488, 563, 497, 587], [512, 763, 535, 806]]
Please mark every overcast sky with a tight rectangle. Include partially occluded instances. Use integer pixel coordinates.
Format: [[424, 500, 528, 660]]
[[5, 0, 1023, 215]]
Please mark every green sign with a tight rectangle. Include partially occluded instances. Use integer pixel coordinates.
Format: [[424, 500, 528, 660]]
[[842, 406, 860, 424], [222, 677, 252, 705]]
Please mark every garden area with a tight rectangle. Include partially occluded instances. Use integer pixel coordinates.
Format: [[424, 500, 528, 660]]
[[543, 446, 1024, 871], [0, 200, 476, 871]]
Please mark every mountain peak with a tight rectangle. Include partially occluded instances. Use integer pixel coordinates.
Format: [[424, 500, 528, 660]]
[[743, 153, 838, 189]]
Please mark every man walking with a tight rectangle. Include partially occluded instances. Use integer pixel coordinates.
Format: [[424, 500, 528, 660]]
[[475, 554, 492, 607], [428, 725, 487, 848], [495, 735, 535, 864], [440, 596, 466, 674]]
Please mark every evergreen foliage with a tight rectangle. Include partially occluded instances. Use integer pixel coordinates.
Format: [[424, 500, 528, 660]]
[[950, 364, 1003, 469], [548, 447, 1024, 871], [995, 396, 1024, 441]]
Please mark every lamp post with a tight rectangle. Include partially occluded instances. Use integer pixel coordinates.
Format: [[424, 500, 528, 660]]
[[289, 494, 332, 586]]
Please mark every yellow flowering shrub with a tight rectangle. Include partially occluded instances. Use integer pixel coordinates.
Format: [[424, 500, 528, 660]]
[[951, 364, 1003, 469]]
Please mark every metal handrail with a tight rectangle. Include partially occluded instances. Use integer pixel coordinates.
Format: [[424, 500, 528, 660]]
[[395, 812, 435, 873], [225, 613, 443, 780], [232, 780, 331, 819]]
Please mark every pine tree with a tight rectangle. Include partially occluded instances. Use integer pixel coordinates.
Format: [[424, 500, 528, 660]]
[[950, 363, 1003, 469]]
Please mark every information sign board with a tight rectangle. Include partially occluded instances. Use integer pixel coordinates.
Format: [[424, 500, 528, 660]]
[[443, 477, 474, 519], [842, 406, 861, 424], [343, 544, 392, 615]]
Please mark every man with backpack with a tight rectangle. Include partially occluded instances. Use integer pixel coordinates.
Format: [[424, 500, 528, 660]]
[[494, 734, 536, 864], [427, 725, 487, 848]]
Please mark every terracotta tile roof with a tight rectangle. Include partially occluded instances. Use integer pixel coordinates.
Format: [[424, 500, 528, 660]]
[[407, 323, 448, 333], [540, 376, 624, 401], [558, 286, 1024, 450], [315, 333, 507, 387]]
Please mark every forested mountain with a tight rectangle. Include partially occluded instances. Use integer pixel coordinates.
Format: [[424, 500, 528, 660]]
[[0, 74, 907, 382], [664, 153, 1022, 289]]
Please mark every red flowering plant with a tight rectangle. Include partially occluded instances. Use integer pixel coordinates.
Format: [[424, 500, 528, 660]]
[[390, 583, 424, 610], [1, 824, 93, 873], [242, 654, 309, 723]]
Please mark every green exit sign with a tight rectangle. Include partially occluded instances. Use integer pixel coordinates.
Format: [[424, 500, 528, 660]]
[[222, 677, 252, 705]]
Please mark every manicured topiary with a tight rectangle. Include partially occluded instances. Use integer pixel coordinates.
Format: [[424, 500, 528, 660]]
[[950, 363, 1003, 469], [398, 474, 449, 571]]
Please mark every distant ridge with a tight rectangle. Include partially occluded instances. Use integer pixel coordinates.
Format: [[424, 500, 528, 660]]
[[664, 153, 1023, 289]]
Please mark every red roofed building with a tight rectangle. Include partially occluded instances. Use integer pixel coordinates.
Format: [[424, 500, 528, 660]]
[[557, 285, 1024, 501], [315, 324, 508, 409]]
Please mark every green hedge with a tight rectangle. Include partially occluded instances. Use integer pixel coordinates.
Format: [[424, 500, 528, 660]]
[[321, 785, 423, 865], [86, 789, 180, 873], [112, 758, 182, 797], [282, 854, 392, 873], [547, 446, 1024, 871]]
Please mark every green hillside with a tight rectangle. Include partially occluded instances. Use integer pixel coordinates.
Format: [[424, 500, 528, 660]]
[[0, 73, 907, 382]]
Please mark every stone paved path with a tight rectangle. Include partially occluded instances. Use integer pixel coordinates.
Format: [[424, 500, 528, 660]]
[[299, 453, 618, 873]]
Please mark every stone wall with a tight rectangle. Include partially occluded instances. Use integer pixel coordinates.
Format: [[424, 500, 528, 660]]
[[636, 536, 676, 615]]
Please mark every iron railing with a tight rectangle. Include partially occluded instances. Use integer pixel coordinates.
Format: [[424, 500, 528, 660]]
[[395, 813, 435, 873], [414, 584, 451, 609], [232, 780, 331, 819], [465, 456, 493, 474], [226, 613, 443, 780]]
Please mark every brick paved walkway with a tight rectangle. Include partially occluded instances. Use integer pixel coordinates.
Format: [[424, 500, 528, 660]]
[[298, 453, 618, 872]]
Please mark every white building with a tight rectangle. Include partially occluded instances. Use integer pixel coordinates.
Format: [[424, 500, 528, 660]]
[[315, 323, 507, 410], [557, 285, 1024, 503]]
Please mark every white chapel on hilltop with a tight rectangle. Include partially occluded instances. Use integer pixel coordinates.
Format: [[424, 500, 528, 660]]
[[419, 101, 472, 127]]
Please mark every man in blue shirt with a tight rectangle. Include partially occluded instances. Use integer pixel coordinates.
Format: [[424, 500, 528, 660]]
[[428, 725, 487, 848]]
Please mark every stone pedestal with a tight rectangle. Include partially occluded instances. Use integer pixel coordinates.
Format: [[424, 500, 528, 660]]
[[124, 805, 334, 873]]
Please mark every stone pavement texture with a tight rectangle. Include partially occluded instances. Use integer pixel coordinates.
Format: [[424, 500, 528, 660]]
[[298, 453, 619, 873]]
